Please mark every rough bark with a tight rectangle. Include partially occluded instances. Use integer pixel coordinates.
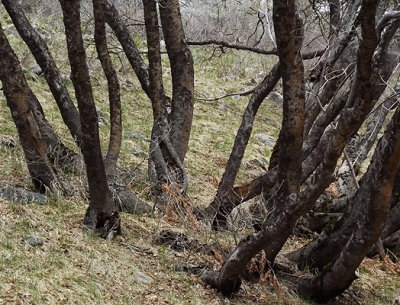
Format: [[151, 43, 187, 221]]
[[298, 93, 400, 303], [143, 0, 188, 207], [201, 0, 305, 294], [205, 63, 281, 229], [0, 22, 57, 193], [288, 18, 400, 267], [59, 0, 120, 234], [93, 0, 122, 177], [1, 0, 82, 147], [159, 0, 194, 162], [103, 0, 150, 95]]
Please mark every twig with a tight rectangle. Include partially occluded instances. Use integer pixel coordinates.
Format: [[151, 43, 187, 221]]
[[120, 242, 154, 255], [195, 88, 255, 102]]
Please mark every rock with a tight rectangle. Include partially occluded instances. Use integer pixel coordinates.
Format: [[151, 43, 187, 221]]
[[268, 91, 283, 106], [217, 102, 226, 110], [135, 271, 153, 285], [124, 131, 151, 142], [23, 236, 44, 247], [109, 183, 152, 214], [0, 186, 47, 205], [247, 157, 268, 170], [393, 296, 400, 305], [255, 134, 276, 148], [29, 64, 43, 76], [4, 24, 18, 37], [98, 116, 108, 125]]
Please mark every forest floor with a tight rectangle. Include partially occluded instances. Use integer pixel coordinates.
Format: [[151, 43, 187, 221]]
[[0, 10, 399, 305]]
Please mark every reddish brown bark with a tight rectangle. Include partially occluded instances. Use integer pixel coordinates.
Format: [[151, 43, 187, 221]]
[[0, 22, 57, 192], [93, 0, 122, 177], [59, 0, 120, 234]]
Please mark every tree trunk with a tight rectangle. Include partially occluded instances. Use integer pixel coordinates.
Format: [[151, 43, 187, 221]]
[[143, 0, 188, 208], [1, 0, 82, 147], [103, 0, 150, 95], [201, 0, 305, 294], [93, 0, 122, 177], [298, 94, 400, 303], [159, 0, 194, 162], [205, 63, 281, 230], [0, 22, 58, 193], [59, 0, 120, 235]]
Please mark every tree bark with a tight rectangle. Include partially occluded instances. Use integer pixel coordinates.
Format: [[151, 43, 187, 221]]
[[0, 22, 58, 193], [59, 0, 120, 234], [93, 0, 122, 177], [205, 63, 281, 229], [201, 0, 305, 294], [159, 0, 194, 162], [103, 0, 150, 95], [298, 93, 400, 303], [143, 0, 188, 208], [1, 0, 82, 147]]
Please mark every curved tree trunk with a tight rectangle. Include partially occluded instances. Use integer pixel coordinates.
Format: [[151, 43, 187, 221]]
[[93, 0, 122, 177], [205, 63, 281, 230], [298, 97, 400, 303], [59, 0, 120, 235], [201, 0, 305, 294], [1, 0, 82, 147]]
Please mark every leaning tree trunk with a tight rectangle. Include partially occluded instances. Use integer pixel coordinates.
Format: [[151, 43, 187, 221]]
[[0, 22, 58, 193], [93, 0, 122, 177], [59, 0, 120, 235], [201, 0, 305, 294], [204, 63, 281, 230], [103, 0, 150, 95], [297, 93, 400, 303], [1, 0, 82, 147], [288, 17, 400, 266]]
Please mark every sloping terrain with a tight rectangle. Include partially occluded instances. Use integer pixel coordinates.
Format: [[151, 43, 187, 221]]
[[0, 11, 399, 305]]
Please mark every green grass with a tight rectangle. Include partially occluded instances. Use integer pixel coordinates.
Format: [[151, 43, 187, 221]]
[[0, 12, 398, 305]]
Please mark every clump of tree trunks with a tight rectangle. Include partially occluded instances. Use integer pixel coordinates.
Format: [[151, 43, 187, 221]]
[[1, 0, 400, 303]]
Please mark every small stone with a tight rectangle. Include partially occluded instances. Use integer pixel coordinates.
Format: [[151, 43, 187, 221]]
[[393, 296, 400, 305], [268, 91, 283, 106], [135, 271, 153, 284], [0, 137, 18, 149], [23, 236, 43, 247], [255, 134, 276, 148], [29, 64, 42, 76]]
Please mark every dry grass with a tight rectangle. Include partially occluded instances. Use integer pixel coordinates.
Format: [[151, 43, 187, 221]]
[[0, 10, 399, 305]]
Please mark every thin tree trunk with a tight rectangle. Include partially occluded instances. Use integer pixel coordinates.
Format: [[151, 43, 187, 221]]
[[298, 97, 400, 303], [201, 0, 305, 293], [103, 0, 150, 95], [93, 0, 122, 177], [1, 0, 82, 147], [205, 63, 281, 230], [0, 22, 57, 193], [59, 0, 120, 234]]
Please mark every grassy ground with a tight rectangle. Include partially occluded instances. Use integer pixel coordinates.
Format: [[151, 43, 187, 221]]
[[0, 10, 399, 305]]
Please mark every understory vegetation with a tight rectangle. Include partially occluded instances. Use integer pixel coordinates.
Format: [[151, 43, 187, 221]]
[[1, 1, 400, 304]]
